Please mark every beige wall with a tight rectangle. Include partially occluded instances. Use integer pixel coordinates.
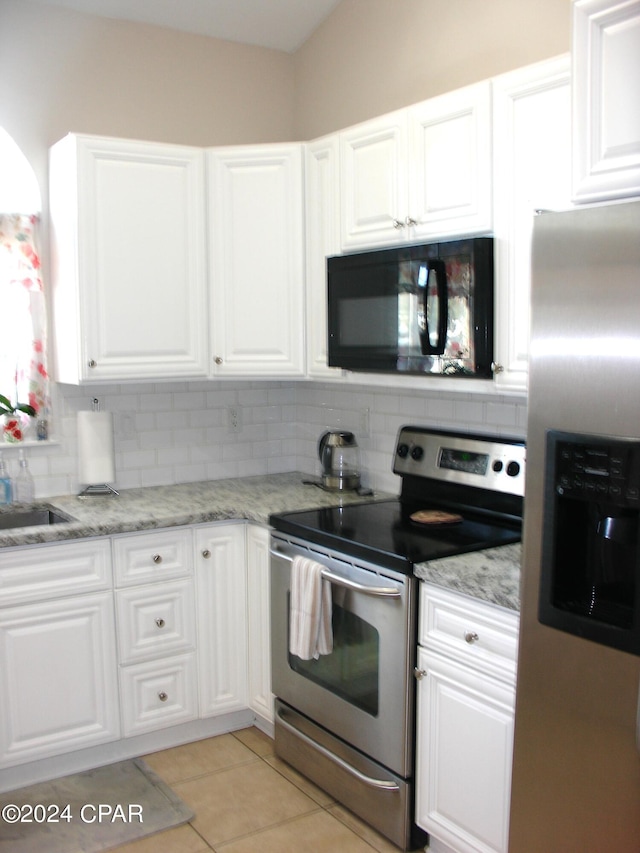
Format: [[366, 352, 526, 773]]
[[1, 0, 571, 198], [294, 0, 571, 138], [0, 0, 295, 197]]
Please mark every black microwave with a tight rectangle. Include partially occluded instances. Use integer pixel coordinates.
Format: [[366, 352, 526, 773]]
[[327, 237, 494, 377]]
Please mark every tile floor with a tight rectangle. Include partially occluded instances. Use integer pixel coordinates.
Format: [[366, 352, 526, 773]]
[[108, 727, 415, 853]]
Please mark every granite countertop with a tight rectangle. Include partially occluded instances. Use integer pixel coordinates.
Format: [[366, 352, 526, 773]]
[[0, 472, 391, 549], [414, 542, 522, 612], [0, 473, 521, 611]]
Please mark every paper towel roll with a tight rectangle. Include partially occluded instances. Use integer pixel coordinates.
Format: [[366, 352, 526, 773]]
[[78, 410, 115, 485]]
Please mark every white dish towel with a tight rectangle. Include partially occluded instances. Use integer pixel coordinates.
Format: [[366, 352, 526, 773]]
[[289, 555, 333, 660]]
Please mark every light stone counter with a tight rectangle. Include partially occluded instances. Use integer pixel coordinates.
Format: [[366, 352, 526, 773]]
[[0, 473, 392, 549], [414, 542, 522, 612], [0, 473, 520, 612]]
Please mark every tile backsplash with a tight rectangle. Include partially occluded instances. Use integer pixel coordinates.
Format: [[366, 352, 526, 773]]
[[5, 380, 527, 499]]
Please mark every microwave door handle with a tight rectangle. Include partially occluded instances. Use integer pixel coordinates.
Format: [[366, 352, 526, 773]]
[[420, 259, 448, 356]]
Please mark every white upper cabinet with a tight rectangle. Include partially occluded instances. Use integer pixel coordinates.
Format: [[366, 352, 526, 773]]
[[572, 0, 640, 202], [339, 82, 492, 250], [408, 83, 492, 240], [50, 134, 209, 383], [340, 109, 408, 249], [207, 144, 305, 377], [492, 56, 572, 393], [304, 135, 342, 379]]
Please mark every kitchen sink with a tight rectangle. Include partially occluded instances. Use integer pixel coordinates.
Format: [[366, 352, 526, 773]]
[[0, 507, 74, 530]]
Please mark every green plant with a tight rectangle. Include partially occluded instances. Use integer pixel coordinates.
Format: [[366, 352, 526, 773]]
[[0, 394, 36, 418]]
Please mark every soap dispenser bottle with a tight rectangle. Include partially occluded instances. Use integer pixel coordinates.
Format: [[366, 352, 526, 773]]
[[14, 450, 34, 504], [0, 453, 12, 505]]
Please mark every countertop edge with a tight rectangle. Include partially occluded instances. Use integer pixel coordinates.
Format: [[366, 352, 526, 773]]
[[414, 542, 522, 612]]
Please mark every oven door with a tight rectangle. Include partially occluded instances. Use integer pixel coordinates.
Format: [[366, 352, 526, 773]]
[[270, 532, 416, 778]]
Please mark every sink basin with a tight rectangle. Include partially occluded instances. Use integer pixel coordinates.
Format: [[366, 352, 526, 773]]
[[0, 507, 73, 530]]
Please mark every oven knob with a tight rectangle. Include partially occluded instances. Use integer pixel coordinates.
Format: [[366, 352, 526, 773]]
[[411, 445, 424, 461], [397, 443, 410, 458], [506, 461, 521, 477], [492, 460, 503, 472]]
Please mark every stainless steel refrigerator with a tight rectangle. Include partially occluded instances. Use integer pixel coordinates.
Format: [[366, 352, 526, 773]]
[[509, 199, 640, 851]]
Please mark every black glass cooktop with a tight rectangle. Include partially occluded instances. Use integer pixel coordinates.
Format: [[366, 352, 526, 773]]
[[270, 499, 521, 574]]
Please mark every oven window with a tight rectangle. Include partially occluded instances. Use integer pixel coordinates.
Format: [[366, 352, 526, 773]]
[[287, 595, 380, 716]]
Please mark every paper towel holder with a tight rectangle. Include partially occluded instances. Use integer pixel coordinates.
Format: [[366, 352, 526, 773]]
[[78, 398, 119, 497]]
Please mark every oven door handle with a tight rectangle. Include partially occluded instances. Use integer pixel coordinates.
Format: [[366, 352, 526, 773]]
[[270, 549, 402, 598], [276, 706, 401, 791]]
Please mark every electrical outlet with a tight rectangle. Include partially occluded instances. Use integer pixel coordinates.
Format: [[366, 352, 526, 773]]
[[361, 407, 371, 437], [227, 406, 242, 434]]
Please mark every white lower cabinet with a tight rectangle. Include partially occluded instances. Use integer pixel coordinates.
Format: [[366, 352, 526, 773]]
[[195, 523, 248, 716], [114, 528, 198, 736], [0, 540, 119, 767], [415, 584, 519, 853], [0, 521, 266, 774], [246, 524, 273, 723]]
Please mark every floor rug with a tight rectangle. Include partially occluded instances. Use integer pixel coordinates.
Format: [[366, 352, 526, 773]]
[[0, 758, 194, 852]]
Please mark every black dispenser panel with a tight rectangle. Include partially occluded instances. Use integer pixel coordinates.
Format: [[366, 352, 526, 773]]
[[539, 430, 640, 655]]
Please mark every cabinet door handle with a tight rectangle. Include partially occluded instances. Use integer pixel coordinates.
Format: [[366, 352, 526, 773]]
[[88, 359, 97, 368], [414, 667, 427, 680], [464, 631, 479, 644], [405, 216, 417, 227], [155, 618, 165, 628], [158, 692, 168, 702], [202, 549, 211, 559], [152, 554, 162, 564], [214, 356, 223, 365], [392, 218, 404, 229]]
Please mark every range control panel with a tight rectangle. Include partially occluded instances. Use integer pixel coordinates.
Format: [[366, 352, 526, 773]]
[[393, 426, 526, 497]]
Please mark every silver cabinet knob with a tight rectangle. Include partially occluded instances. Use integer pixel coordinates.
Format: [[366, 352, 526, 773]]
[[158, 692, 168, 702], [413, 667, 427, 680], [152, 554, 162, 564], [155, 618, 165, 628], [405, 216, 417, 227], [214, 356, 223, 365], [392, 218, 404, 229], [202, 549, 211, 559], [464, 631, 479, 644], [88, 359, 97, 368], [491, 362, 504, 374]]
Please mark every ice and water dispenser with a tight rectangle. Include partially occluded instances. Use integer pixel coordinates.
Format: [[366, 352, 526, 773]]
[[539, 430, 640, 655]]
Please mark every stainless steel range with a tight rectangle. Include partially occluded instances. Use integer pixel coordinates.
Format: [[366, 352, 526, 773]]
[[269, 426, 525, 850]]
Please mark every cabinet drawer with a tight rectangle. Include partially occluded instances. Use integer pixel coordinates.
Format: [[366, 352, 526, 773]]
[[0, 539, 112, 606], [113, 528, 192, 587], [116, 579, 196, 664], [120, 653, 198, 737], [419, 583, 519, 682]]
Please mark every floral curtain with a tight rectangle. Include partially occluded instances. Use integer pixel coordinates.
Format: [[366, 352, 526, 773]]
[[0, 213, 50, 420]]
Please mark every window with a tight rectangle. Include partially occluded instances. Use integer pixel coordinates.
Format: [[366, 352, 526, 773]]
[[0, 129, 49, 434]]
